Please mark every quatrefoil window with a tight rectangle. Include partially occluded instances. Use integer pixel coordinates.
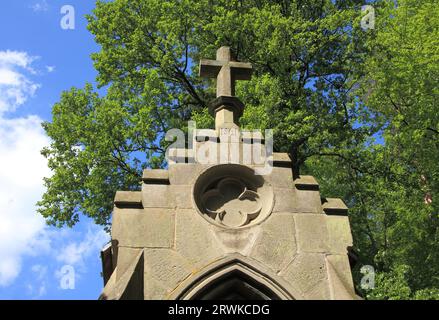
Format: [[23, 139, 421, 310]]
[[201, 178, 262, 228]]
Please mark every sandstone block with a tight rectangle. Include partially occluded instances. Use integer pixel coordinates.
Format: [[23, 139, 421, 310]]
[[303, 280, 331, 300], [175, 209, 224, 268], [326, 215, 353, 254], [292, 189, 322, 213], [294, 213, 329, 253], [172, 185, 194, 209], [326, 254, 356, 300], [265, 167, 294, 188], [116, 247, 142, 281], [280, 253, 328, 296], [112, 208, 174, 248], [272, 188, 295, 213], [250, 213, 297, 273], [143, 249, 193, 294], [168, 163, 202, 185], [143, 275, 168, 299], [142, 184, 175, 208]]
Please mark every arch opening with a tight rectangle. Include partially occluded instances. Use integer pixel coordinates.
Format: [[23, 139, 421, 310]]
[[190, 270, 281, 300], [174, 257, 296, 300]]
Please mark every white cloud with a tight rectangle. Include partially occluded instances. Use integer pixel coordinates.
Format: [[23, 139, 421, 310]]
[[0, 50, 52, 287], [0, 116, 51, 286], [0, 51, 36, 70], [0, 50, 40, 114], [31, 1, 49, 12]]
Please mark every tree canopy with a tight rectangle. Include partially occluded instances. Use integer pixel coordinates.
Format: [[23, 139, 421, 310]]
[[38, 0, 438, 299]]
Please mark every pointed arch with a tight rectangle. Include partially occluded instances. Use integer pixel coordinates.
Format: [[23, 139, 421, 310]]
[[170, 254, 302, 300]]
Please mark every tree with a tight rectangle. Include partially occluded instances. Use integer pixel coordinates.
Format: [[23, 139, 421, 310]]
[[38, 0, 438, 298], [309, 0, 439, 299]]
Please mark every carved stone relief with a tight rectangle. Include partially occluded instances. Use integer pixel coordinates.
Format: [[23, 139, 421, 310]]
[[193, 164, 274, 228]]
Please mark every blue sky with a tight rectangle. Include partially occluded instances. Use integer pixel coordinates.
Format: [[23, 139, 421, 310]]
[[0, 1, 110, 299]]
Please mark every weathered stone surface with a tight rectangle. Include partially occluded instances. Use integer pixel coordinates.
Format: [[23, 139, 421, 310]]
[[142, 184, 175, 208], [169, 163, 202, 185], [265, 167, 294, 188], [322, 198, 349, 215], [215, 106, 239, 131], [116, 247, 142, 281], [250, 213, 297, 273], [175, 209, 224, 269], [142, 169, 169, 184], [272, 188, 295, 213], [294, 214, 329, 253], [100, 251, 144, 300], [303, 280, 331, 300], [111, 240, 119, 271], [114, 191, 142, 208], [292, 189, 322, 213], [143, 249, 193, 295], [143, 274, 168, 299], [280, 253, 328, 296], [172, 185, 193, 209], [294, 175, 319, 190], [112, 208, 174, 248], [326, 254, 356, 300], [212, 227, 261, 255], [326, 215, 353, 254], [272, 188, 322, 214]]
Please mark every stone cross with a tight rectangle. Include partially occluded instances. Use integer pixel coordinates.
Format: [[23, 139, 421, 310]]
[[199, 47, 252, 131], [199, 46, 252, 97]]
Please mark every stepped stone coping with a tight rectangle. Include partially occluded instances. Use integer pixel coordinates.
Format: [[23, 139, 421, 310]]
[[272, 153, 291, 168], [294, 175, 319, 190], [142, 169, 170, 184], [322, 198, 348, 216], [114, 191, 143, 208]]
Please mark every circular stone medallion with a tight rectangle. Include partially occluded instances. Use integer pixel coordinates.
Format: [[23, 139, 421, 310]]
[[193, 165, 274, 229]]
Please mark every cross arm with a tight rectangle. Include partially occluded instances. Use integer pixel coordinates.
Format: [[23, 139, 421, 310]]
[[229, 62, 253, 80], [199, 59, 223, 78]]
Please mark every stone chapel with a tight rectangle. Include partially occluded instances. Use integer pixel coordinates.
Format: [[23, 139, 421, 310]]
[[99, 46, 358, 300]]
